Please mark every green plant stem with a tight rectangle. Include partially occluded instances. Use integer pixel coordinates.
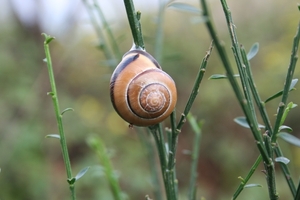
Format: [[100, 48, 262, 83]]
[[149, 124, 177, 200], [154, 0, 167, 62], [295, 179, 300, 200], [202, 0, 271, 164], [271, 24, 299, 193], [177, 41, 213, 131], [219, 0, 270, 165], [240, 46, 273, 135], [87, 136, 123, 200], [187, 114, 203, 200], [138, 128, 164, 200], [232, 155, 262, 200], [92, 0, 122, 59], [42, 33, 75, 200], [264, 134, 278, 200], [123, 0, 145, 49], [165, 42, 213, 200], [272, 21, 300, 142], [82, 0, 115, 64]]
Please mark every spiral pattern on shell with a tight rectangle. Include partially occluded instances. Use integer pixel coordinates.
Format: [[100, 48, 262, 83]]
[[110, 49, 177, 126]]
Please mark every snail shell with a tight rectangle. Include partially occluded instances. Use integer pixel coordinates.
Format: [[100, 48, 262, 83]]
[[110, 49, 177, 127]]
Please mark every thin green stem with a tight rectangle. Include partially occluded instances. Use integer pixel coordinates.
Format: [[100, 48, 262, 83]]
[[154, 0, 167, 62], [232, 155, 262, 200], [123, 0, 145, 49], [240, 46, 273, 135], [271, 21, 300, 197], [42, 33, 75, 200], [168, 111, 178, 199], [149, 124, 177, 200], [177, 41, 213, 131], [263, 134, 278, 200], [92, 0, 122, 59], [87, 136, 123, 200], [82, 0, 115, 64], [219, 0, 270, 165], [187, 114, 203, 200], [138, 128, 164, 200], [294, 179, 300, 200], [272, 22, 300, 142], [201, 0, 270, 164]]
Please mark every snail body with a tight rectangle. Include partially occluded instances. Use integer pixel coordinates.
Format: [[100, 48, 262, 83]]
[[110, 49, 177, 127]]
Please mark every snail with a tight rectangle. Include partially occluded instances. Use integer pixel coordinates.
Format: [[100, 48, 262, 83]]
[[109, 49, 177, 127]]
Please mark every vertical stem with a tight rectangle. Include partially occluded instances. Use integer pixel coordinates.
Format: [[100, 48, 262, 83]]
[[232, 155, 262, 200], [149, 124, 177, 200], [42, 34, 75, 200], [187, 114, 203, 200], [92, 0, 122, 59], [82, 0, 115, 64], [138, 129, 164, 200], [272, 22, 300, 142], [154, 0, 167, 62], [123, 0, 145, 49], [263, 134, 278, 200]]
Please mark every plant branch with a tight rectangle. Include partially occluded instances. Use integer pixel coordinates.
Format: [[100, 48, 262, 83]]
[[42, 33, 76, 200], [123, 0, 145, 49], [187, 114, 203, 200]]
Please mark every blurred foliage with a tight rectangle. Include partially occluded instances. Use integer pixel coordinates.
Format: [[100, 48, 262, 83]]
[[0, 0, 299, 199]]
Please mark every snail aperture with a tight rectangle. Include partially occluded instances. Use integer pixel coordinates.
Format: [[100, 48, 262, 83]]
[[110, 49, 177, 127]]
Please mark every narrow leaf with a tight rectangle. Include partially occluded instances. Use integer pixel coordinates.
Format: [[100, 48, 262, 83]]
[[290, 79, 298, 90], [264, 79, 297, 103], [75, 166, 90, 181], [278, 132, 300, 147], [234, 117, 265, 129], [244, 183, 262, 188], [279, 125, 293, 132], [264, 91, 283, 103], [61, 108, 74, 115], [45, 134, 60, 139], [275, 156, 290, 164], [279, 102, 297, 126], [247, 43, 259, 60], [167, 2, 201, 14], [209, 74, 239, 79]]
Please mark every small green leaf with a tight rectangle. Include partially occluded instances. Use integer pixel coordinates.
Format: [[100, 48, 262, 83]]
[[42, 33, 55, 44], [279, 125, 293, 132], [247, 43, 259, 60], [275, 156, 290, 164], [278, 132, 300, 147], [75, 166, 90, 181], [290, 79, 298, 90], [244, 183, 262, 188], [209, 74, 239, 79], [67, 177, 76, 185], [167, 2, 201, 14], [45, 134, 60, 139], [61, 108, 74, 115], [234, 117, 265, 129], [280, 102, 297, 126], [238, 176, 245, 182], [264, 91, 283, 103], [47, 92, 54, 96], [265, 79, 297, 103]]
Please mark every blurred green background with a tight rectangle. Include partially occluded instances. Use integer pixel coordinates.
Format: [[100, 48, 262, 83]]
[[0, 0, 299, 199]]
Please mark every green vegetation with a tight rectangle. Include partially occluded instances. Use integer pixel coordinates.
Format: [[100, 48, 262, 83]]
[[0, 0, 299, 200]]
